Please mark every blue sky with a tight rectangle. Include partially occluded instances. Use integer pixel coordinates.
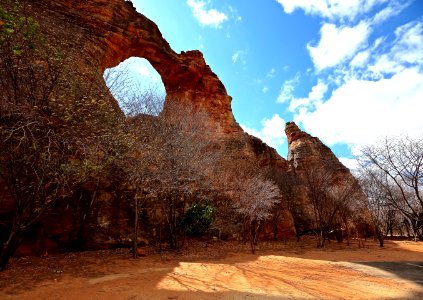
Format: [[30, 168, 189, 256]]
[[109, 0, 423, 169]]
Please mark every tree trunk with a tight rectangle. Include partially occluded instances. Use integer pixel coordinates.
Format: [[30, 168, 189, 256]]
[[249, 221, 259, 254], [133, 191, 139, 259], [0, 229, 22, 271], [272, 222, 278, 241], [317, 227, 324, 248], [77, 189, 98, 249], [375, 228, 384, 247]]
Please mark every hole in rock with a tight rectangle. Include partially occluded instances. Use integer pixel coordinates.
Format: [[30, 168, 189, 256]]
[[104, 57, 166, 117]]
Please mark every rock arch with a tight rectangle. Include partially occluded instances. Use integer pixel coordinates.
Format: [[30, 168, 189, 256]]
[[97, 0, 240, 133], [31, 0, 239, 132]]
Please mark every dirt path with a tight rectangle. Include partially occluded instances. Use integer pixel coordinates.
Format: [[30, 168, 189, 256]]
[[1, 239, 422, 299]]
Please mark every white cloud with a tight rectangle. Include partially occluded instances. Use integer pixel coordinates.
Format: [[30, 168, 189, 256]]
[[372, 0, 411, 24], [289, 80, 328, 111], [277, 1, 422, 163], [350, 50, 370, 67], [368, 54, 403, 75], [241, 114, 286, 150], [136, 65, 150, 77], [339, 157, 359, 170], [392, 21, 423, 65], [187, 0, 228, 28], [308, 21, 371, 71], [262, 86, 269, 93], [275, 0, 388, 21], [276, 73, 300, 103], [369, 21, 423, 76], [294, 68, 423, 147]]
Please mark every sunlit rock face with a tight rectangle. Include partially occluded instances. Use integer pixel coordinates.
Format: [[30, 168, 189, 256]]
[[26, 0, 288, 167], [285, 121, 348, 172], [6, 0, 358, 253], [31, 0, 239, 133]]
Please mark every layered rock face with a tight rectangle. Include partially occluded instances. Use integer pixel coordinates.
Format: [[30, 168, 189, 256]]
[[3, 0, 359, 252], [285, 122, 349, 172]]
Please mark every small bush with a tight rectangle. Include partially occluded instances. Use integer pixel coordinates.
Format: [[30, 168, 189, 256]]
[[182, 201, 214, 238]]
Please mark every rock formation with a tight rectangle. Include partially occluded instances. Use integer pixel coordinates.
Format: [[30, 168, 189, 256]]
[[30, 0, 239, 133], [1, 0, 362, 253], [285, 122, 348, 172], [23, 0, 285, 168]]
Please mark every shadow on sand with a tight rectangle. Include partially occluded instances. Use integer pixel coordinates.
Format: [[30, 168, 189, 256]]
[[0, 238, 422, 299]]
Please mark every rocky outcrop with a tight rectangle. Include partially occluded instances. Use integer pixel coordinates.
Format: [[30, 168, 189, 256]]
[[2, 0, 360, 254], [285, 122, 348, 172], [29, 0, 240, 134], [25, 0, 286, 167]]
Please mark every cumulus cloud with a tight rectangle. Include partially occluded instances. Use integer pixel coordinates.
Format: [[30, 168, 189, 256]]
[[241, 114, 287, 150], [187, 0, 228, 28], [289, 80, 328, 112], [350, 50, 370, 67], [276, 0, 422, 165], [308, 21, 371, 71], [294, 68, 423, 147], [392, 21, 423, 65], [290, 18, 423, 152], [339, 157, 359, 170], [276, 73, 300, 103], [275, 0, 388, 21], [369, 21, 423, 76]]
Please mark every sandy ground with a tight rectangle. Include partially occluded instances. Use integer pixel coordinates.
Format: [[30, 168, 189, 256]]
[[0, 237, 422, 299]]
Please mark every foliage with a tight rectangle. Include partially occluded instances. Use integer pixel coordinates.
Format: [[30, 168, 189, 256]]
[[0, 1, 68, 270], [0, 1, 128, 268], [182, 200, 215, 237]]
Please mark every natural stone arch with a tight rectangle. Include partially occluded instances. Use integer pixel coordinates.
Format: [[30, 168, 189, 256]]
[[96, 1, 239, 133]]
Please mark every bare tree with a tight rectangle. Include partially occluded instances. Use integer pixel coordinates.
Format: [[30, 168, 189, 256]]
[[267, 168, 312, 242], [359, 169, 397, 246], [229, 171, 281, 254], [104, 62, 165, 117], [153, 102, 219, 249], [358, 136, 423, 240], [0, 2, 129, 268], [303, 165, 362, 247], [124, 97, 219, 252], [0, 4, 72, 269]]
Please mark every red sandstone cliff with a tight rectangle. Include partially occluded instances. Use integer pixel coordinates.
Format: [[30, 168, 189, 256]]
[[1, 0, 360, 252]]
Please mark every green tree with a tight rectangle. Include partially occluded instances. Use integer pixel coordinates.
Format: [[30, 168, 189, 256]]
[[182, 200, 215, 237]]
